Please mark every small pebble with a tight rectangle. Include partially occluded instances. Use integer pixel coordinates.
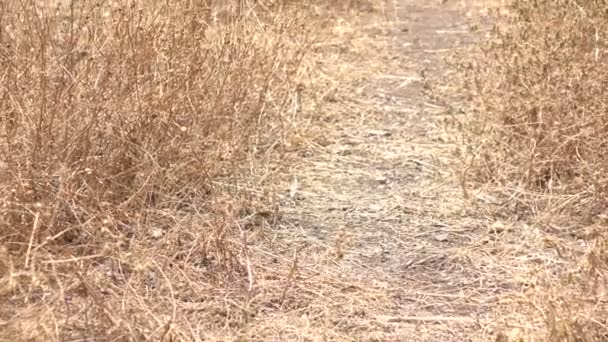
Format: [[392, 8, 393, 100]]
[[434, 233, 450, 242]]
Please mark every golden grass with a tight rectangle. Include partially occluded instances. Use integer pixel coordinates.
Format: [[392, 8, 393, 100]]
[[0, 0, 387, 340], [8, 0, 606, 340], [453, 0, 608, 340]]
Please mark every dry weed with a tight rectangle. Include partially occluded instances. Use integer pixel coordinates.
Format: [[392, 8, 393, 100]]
[[453, 0, 608, 340], [0, 0, 385, 340]]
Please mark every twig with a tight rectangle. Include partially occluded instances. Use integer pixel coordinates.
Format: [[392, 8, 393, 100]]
[[377, 315, 476, 323], [279, 249, 299, 307], [24, 212, 40, 269], [41, 254, 104, 264]]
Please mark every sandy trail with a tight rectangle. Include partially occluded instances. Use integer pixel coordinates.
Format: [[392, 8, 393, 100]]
[[263, 1, 521, 341]]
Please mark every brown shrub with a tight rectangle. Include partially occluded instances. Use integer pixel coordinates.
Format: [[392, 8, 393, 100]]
[[456, 0, 608, 340], [0, 0, 308, 238], [0, 0, 374, 340], [460, 0, 608, 209]]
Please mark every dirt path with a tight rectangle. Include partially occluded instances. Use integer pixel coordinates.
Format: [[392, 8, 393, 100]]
[[262, 1, 521, 341]]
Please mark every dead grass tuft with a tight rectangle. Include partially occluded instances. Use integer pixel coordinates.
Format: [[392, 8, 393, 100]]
[[0, 0, 388, 340], [453, 0, 608, 340]]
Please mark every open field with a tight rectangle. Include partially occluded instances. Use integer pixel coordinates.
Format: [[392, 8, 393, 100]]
[[0, 0, 606, 341]]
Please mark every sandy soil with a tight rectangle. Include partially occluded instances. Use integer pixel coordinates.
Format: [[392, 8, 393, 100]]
[[248, 1, 526, 341]]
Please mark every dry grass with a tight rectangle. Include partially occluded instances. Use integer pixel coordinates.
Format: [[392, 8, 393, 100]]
[[12, 0, 608, 340], [0, 0, 388, 340], [452, 0, 608, 340]]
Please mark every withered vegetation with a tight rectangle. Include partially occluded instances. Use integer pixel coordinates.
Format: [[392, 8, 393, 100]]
[[454, 0, 608, 340], [0, 0, 385, 340]]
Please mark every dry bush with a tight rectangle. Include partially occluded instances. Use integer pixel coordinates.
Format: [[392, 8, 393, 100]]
[[0, 0, 379, 340], [455, 0, 608, 340], [459, 0, 608, 213]]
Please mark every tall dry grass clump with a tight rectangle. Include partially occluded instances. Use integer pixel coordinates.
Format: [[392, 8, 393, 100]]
[[0, 0, 374, 340], [460, 0, 608, 214], [456, 0, 608, 340]]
